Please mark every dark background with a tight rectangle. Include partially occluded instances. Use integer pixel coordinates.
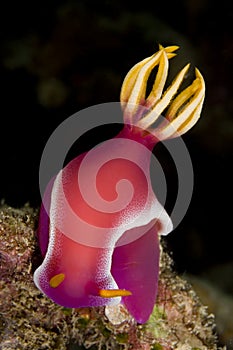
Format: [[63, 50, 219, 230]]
[[0, 0, 232, 337]]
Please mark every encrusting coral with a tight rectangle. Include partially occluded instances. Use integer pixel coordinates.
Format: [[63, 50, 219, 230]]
[[0, 204, 222, 349]]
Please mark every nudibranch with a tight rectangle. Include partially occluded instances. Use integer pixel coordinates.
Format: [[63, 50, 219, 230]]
[[34, 45, 205, 324]]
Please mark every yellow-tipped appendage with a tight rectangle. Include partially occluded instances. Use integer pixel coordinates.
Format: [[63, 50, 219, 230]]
[[120, 45, 205, 140]]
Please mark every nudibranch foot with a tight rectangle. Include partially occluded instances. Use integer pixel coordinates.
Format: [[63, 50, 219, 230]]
[[112, 222, 160, 324], [34, 229, 122, 308]]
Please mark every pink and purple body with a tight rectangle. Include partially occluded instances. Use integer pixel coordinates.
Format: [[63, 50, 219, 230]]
[[33, 45, 205, 323]]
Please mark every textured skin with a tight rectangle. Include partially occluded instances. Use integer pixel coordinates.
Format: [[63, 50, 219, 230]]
[[34, 126, 172, 323]]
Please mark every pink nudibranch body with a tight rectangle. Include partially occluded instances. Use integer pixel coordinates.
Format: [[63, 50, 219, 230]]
[[33, 45, 205, 323]]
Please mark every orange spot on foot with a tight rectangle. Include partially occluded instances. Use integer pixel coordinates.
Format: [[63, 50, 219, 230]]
[[99, 289, 132, 298], [49, 273, 65, 288]]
